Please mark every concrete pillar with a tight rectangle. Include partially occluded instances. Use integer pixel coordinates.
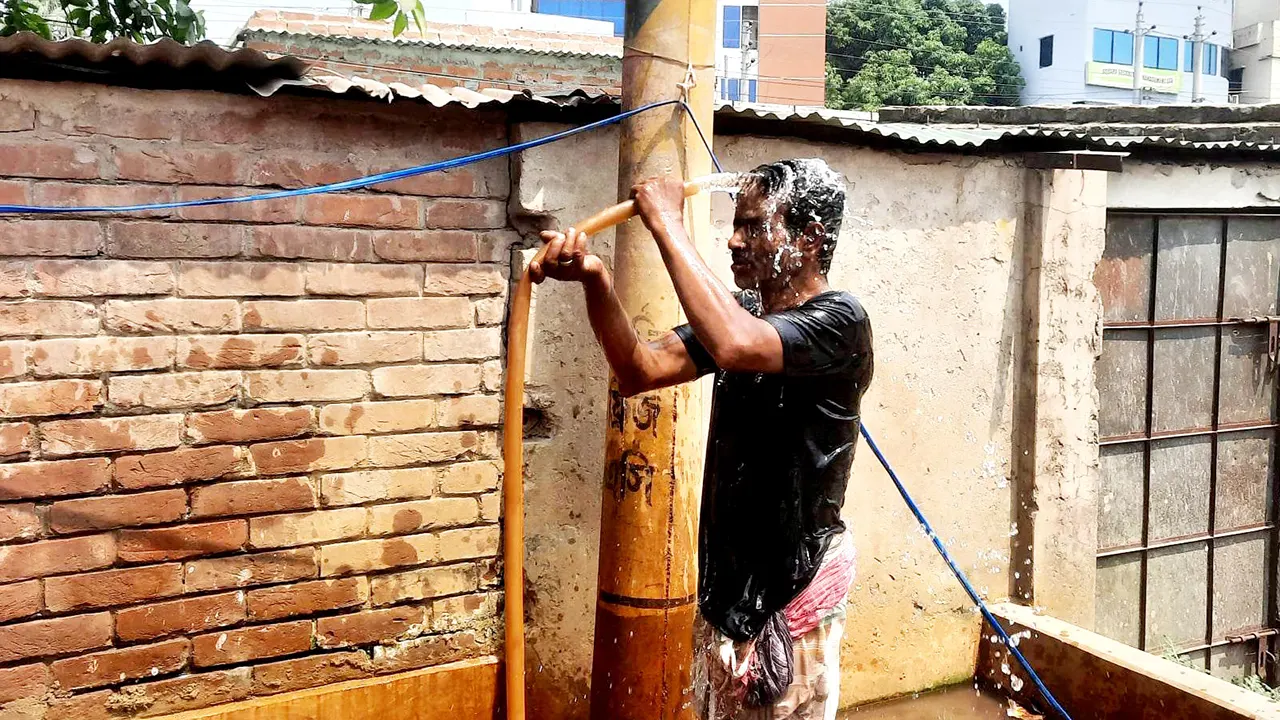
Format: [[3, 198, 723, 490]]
[[1011, 168, 1108, 628], [588, 1, 716, 719]]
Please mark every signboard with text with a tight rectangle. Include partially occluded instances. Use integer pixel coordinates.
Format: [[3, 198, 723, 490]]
[[1085, 62, 1183, 94]]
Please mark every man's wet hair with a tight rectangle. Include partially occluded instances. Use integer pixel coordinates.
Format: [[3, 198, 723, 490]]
[[745, 158, 846, 273]]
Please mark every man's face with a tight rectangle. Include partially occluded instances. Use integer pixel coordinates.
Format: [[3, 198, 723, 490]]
[[728, 181, 797, 290]]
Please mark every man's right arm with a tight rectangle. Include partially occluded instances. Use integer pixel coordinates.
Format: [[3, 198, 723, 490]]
[[531, 228, 702, 397]]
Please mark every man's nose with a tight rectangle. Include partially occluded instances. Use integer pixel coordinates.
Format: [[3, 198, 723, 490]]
[[727, 230, 745, 250]]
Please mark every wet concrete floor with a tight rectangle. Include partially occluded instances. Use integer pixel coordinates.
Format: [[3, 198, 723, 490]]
[[838, 684, 1010, 719]]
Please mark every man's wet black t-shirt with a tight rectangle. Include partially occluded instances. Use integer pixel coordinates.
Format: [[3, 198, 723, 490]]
[[674, 290, 873, 642]]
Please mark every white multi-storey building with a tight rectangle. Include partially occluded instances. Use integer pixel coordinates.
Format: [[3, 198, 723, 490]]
[[1008, 0, 1232, 104], [1231, 0, 1280, 104]]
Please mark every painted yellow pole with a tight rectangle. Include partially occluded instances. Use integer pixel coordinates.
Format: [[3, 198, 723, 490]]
[[588, 1, 715, 718]]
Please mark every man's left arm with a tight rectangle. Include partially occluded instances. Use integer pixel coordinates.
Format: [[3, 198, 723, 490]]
[[632, 179, 784, 374]]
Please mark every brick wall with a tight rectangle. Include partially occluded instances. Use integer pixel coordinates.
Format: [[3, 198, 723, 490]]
[[0, 78, 512, 717]]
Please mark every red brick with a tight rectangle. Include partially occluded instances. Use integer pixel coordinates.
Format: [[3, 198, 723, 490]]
[[0, 612, 112, 663], [113, 146, 246, 185], [41, 97, 183, 140], [248, 507, 366, 550], [372, 365, 480, 397], [370, 628, 490, 673], [0, 421, 33, 458], [184, 548, 317, 592], [0, 580, 42, 622], [0, 340, 25, 379], [245, 369, 369, 403], [118, 520, 247, 563], [0, 180, 28, 205], [0, 261, 27, 298], [365, 297, 472, 330], [301, 194, 420, 229], [423, 265, 506, 296], [368, 431, 488, 470], [178, 334, 303, 369], [104, 298, 240, 334], [249, 155, 351, 190], [422, 198, 506, 229], [249, 436, 366, 477], [241, 299, 364, 331], [42, 413, 184, 457], [99, 668, 253, 716], [369, 563, 479, 606], [45, 563, 183, 612], [32, 259, 173, 296], [304, 262, 423, 296], [185, 408, 311, 445], [31, 182, 171, 219], [31, 336, 175, 376], [191, 476, 316, 518], [251, 651, 371, 696], [49, 488, 186, 534], [438, 526, 500, 562], [319, 533, 437, 576], [0, 102, 34, 132], [178, 261, 305, 297], [0, 139, 97, 180], [422, 328, 501, 361], [372, 230, 476, 262], [318, 399, 435, 436], [115, 445, 248, 489], [116, 591, 246, 642], [191, 620, 312, 668], [439, 461, 499, 495], [307, 332, 420, 366], [0, 502, 39, 541], [109, 371, 240, 410], [44, 690, 114, 720], [0, 457, 111, 499], [316, 605, 423, 649], [436, 395, 500, 429], [0, 663, 51, 704], [0, 300, 98, 337], [479, 492, 499, 522], [0, 378, 100, 418], [176, 186, 297, 223], [51, 638, 189, 691], [251, 225, 374, 262], [0, 219, 101, 256], [428, 592, 498, 633], [367, 496, 478, 536], [246, 577, 368, 621]]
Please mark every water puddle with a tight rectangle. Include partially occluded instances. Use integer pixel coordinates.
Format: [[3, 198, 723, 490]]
[[838, 683, 1009, 720]]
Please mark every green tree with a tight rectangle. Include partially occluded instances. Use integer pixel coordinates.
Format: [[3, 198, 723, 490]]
[[826, 0, 1023, 110], [2, 0, 205, 43]]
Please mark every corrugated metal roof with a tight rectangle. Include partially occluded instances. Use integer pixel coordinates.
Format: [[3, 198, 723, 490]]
[[0, 31, 307, 79], [289, 74, 615, 108], [240, 11, 623, 59]]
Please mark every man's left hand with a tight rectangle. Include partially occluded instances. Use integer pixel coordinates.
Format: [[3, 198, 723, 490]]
[[631, 176, 686, 238]]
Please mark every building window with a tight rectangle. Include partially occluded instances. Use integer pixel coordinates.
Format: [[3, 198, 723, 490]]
[[1143, 35, 1178, 70], [1038, 35, 1053, 67], [741, 5, 758, 51], [748, 78, 757, 102], [724, 77, 740, 100], [1184, 41, 1221, 75], [1221, 47, 1230, 78], [535, 0, 625, 36], [1093, 28, 1134, 65], [723, 5, 741, 49], [719, 77, 757, 102]]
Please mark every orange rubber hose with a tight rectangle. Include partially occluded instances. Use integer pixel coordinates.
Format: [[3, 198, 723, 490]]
[[501, 180, 703, 720]]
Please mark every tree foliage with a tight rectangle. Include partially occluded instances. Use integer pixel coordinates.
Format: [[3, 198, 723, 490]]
[[1, 0, 204, 43], [825, 0, 1023, 110]]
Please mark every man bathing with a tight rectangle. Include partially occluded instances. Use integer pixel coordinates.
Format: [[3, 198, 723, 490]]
[[531, 158, 874, 719]]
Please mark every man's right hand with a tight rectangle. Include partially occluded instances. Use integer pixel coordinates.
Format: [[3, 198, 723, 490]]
[[530, 228, 605, 284]]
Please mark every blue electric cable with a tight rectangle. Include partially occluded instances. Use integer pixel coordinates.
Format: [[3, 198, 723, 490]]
[[0, 99, 684, 215], [690, 119, 1073, 720], [0, 93, 1072, 719]]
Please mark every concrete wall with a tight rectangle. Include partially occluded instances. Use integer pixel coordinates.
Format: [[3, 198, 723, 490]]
[[511, 126, 1110, 715]]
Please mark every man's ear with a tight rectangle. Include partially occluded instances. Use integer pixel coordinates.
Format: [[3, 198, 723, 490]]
[[800, 221, 826, 256]]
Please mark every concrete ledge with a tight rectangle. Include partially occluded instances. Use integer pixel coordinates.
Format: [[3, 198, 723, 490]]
[[980, 603, 1279, 720], [155, 656, 500, 720]]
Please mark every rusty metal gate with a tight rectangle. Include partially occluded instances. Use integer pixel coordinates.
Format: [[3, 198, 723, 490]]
[[1096, 213, 1280, 681]]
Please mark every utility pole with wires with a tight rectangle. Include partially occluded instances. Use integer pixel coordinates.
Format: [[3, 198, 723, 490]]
[[1132, 1, 1155, 104], [1185, 6, 1216, 103]]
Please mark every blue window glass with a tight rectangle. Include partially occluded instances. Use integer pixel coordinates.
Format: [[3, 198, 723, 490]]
[[726, 78, 740, 101], [1093, 29, 1134, 65], [723, 5, 741, 49], [747, 79, 757, 102], [1184, 40, 1194, 72], [535, 0, 624, 36], [1204, 43, 1218, 75], [1143, 36, 1177, 70]]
